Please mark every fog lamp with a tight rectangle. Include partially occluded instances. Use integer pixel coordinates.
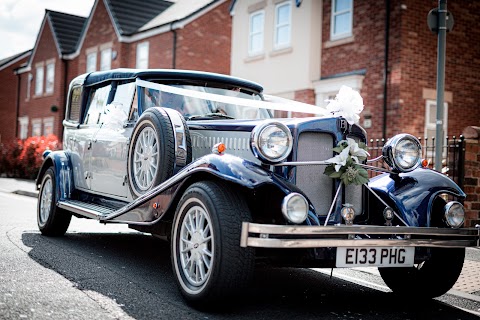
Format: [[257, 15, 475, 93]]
[[281, 193, 308, 224], [341, 203, 355, 225], [444, 201, 465, 228]]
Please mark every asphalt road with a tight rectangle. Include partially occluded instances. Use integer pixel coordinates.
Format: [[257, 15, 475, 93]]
[[1, 191, 479, 320]]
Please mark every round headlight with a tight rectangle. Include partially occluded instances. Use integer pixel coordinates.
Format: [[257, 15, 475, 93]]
[[382, 134, 422, 172], [281, 193, 308, 224], [444, 201, 465, 228], [251, 121, 293, 163]]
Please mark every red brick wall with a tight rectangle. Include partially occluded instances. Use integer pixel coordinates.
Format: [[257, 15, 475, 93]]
[[395, 0, 480, 139], [18, 20, 65, 139], [322, 0, 480, 140], [176, 1, 231, 74], [322, 1, 387, 138], [462, 128, 480, 227], [0, 55, 29, 142], [128, 32, 173, 69], [77, 0, 122, 72]]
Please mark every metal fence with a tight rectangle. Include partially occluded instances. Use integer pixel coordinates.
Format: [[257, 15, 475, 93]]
[[367, 136, 465, 188]]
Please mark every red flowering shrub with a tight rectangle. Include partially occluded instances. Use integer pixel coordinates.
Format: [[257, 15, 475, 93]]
[[0, 135, 61, 179]]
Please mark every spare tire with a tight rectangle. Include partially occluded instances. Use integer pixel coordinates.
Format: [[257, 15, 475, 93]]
[[127, 108, 176, 198]]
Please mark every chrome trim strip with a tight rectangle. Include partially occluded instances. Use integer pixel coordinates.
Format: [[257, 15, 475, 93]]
[[272, 160, 393, 174], [240, 222, 480, 248], [244, 238, 476, 249]]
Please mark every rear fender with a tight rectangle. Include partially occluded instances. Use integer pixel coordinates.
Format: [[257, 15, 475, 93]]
[[36, 151, 74, 202], [368, 168, 465, 227]]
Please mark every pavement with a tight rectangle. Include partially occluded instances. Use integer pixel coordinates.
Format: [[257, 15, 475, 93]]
[[1, 176, 479, 301]]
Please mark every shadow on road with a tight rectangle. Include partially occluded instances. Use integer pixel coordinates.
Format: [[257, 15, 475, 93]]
[[21, 232, 478, 319]]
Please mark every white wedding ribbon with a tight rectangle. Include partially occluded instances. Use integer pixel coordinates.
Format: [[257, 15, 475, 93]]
[[136, 79, 328, 116]]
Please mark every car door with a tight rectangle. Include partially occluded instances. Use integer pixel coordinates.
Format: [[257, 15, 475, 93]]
[[89, 81, 136, 198], [73, 83, 112, 191]]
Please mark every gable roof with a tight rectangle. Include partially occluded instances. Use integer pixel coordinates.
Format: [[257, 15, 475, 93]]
[[105, 0, 173, 35], [47, 10, 87, 54], [138, 0, 218, 32], [0, 50, 32, 72]]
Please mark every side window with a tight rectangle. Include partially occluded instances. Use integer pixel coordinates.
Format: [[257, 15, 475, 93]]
[[85, 85, 111, 125], [68, 86, 83, 123], [103, 82, 136, 125]]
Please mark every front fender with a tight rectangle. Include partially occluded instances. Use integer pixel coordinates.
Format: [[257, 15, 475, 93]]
[[368, 168, 465, 227], [36, 151, 74, 202], [106, 153, 307, 224]]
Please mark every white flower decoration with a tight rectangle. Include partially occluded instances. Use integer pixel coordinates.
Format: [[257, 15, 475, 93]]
[[326, 85, 364, 125], [325, 146, 350, 172], [346, 138, 370, 163], [324, 138, 370, 172]]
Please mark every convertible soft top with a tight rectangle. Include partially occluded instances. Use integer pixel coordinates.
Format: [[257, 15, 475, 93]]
[[82, 68, 264, 93]]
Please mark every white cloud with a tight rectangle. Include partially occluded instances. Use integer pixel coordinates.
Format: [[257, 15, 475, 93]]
[[0, 0, 94, 60]]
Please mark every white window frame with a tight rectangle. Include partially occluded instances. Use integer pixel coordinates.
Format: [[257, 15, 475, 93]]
[[425, 100, 448, 139], [86, 52, 97, 73], [18, 116, 29, 139], [248, 10, 265, 56], [35, 65, 44, 96], [31, 118, 42, 137], [26, 73, 32, 101], [274, 1, 292, 50], [45, 61, 55, 94], [136, 42, 149, 69], [330, 0, 353, 41], [100, 47, 112, 71], [43, 117, 54, 136]]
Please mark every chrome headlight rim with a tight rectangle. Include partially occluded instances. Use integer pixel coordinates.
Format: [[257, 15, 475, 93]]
[[444, 201, 465, 228], [281, 192, 309, 224], [251, 121, 293, 164], [382, 134, 422, 173]]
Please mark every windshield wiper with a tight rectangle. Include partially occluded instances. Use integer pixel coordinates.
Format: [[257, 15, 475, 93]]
[[186, 113, 235, 120]]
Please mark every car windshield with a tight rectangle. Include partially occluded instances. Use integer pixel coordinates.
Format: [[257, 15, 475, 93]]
[[138, 82, 272, 120]]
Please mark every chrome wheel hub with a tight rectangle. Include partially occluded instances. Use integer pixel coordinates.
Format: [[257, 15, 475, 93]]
[[133, 127, 158, 190], [39, 177, 52, 225], [179, 204, 214, 288]]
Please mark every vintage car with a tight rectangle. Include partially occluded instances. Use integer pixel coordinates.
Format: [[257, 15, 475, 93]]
[[36, 69, 479, 305]]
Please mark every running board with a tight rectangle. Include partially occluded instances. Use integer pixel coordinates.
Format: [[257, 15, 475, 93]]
[[58, 200, 117, 220]]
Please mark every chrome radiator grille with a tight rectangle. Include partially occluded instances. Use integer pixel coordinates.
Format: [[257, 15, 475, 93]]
[[295, 132, 363, 216]]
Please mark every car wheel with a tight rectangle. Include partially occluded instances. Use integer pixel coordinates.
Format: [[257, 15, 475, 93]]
[[378, 247, 465, 298], [37, 167, 72, 236], [128, 108, 176, 198], [171, 181, 255, 305]]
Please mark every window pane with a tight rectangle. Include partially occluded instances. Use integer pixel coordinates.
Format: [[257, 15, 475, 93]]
[[87, 53, 97, 72], [69, 87, 82, 122], [32, 120, 42, 136], [43, 118, 54, 136], [85, 85, 111, 125], [250, 34, 262, 53], [277, 4, 290, 24], [428, 103, 436, 124], [335, 0, 351, 12], [276, 25, 290, 46], [112, 82, 136, 119], [35, 67, 44, 95], [100, 48, 112, 71], [46, 63, 54, 93], [136, 42, 149, 69], [334, 12, 351, 34], [251, 13, 263, 32]]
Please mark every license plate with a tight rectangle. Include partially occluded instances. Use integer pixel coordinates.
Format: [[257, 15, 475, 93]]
[[336, 247, 414, 268]]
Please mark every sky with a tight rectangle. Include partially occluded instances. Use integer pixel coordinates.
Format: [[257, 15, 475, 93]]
[[0, 0, 95, 60]]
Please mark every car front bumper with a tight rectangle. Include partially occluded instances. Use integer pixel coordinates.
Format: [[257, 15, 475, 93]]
[[240, 222, 480, 248]]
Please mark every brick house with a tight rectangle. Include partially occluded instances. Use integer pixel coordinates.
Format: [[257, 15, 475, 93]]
[[0, 50, 31, 143], [6, 0, 230, 141], [230, 0, 480, 139]]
